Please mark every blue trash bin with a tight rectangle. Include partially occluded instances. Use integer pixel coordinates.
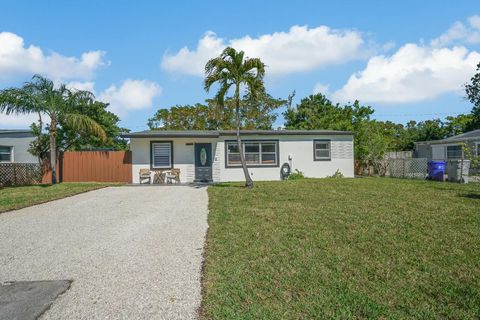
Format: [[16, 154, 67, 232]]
[[427, 160, 446, 181]]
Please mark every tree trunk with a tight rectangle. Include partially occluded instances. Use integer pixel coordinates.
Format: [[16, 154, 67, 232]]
[[36, 112, 43, 167], [235, 86, 253, 188], [49, 116, 58, 184]]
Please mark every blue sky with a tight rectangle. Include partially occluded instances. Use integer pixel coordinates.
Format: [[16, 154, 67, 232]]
[[1, 0, 479, 130]]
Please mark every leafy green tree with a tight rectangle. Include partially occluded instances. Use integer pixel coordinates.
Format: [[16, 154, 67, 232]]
[[390, 114, 474, 151], [204, 47, 266, 188], [148, 103, 221, 130], [465, 61, 480, 130], [61, 100, 128, 151], [444, 114, 474, 136], [356, 120, 395, 175], [284, 94, 374, 131], [284, 93, 378, 159], [0, 75, 107, 184], [148, 94, 284, 131], [396, 119, 447, 150], [28, 100, 128, 165], [241, 93, 285, 129]]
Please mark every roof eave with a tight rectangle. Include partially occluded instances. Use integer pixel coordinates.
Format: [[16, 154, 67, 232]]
[[121, 130, 354, 139]]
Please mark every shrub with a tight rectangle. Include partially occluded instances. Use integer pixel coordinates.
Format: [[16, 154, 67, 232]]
[[288, 169, 305, 180], [328, 169, 344, 178]]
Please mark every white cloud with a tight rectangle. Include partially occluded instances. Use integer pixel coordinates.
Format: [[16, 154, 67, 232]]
[[332, 44, 480, 104], [313, 83, 330, 95], [66, 81, 96, 93], [431, 15, 480, 47], [161, 25, 368, 76], [470, 15, 480, 29], [0, 32, 107, 82], [0, 79, 162, 127], [99, 79, 162, 116], [0, 113, 40, 128]]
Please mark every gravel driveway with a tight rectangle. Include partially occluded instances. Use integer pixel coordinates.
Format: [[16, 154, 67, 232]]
[[0, 186, 208, 319]]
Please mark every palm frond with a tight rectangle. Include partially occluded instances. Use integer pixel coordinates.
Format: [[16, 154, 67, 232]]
[[62, 113, 107, 142], [0, 88, 36, 115], [243, 57, 266, 79], [204, 46, 267, 110], [214, 81, 233, 106]]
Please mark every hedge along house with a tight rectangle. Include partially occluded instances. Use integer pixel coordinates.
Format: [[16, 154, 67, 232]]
[[122, 130, 354, 183]]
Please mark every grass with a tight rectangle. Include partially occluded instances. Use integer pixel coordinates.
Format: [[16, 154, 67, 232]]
[[202, 178, 480, 319], [0, 183, 117, 213]]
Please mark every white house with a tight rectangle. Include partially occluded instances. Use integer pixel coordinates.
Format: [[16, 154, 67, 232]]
[[0, 129, 37, 163], [414, 129, 480, 160], [123, 130, 354, 183]]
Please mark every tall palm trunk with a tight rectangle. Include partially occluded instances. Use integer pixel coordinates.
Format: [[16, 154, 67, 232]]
[[37, 112, 43, 167], [49, 116, 58, 184], [235, 86, 253, 188]]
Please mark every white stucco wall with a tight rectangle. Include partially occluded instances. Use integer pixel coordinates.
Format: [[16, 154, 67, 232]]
[[0, 132, 37, 163], [130, 134, 354, 183], [131, 137, 222, 183]]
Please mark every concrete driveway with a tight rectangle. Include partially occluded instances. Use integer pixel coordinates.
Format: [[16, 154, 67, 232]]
[[0, 186, 208, 319]]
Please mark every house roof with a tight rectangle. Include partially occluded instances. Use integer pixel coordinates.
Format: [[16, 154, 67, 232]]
[[0, 129, 33, 135], [121, 129, 353, 138], [415, 129, 480, 145]]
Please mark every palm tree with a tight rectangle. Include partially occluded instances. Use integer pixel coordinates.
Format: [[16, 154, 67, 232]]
[[204, 47, 266, 188], [0, 75, 107, 184]]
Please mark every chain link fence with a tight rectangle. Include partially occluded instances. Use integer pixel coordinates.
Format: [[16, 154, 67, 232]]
[[388, 158, 429, 179], [355, 157, 480, 183]]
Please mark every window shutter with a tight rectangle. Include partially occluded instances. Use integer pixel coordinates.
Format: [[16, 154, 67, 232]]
[[152, 143, 172, 168]]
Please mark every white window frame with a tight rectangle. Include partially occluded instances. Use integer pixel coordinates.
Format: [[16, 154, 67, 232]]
[[0, 145, 13, 163], [150, 141, 173, 169], [225, 140, 279, 168], [313, 139, 331, 161], [446, 144, 463, 160]]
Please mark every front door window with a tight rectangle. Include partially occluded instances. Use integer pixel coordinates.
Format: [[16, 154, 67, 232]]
[[200, 147, 207, 166]]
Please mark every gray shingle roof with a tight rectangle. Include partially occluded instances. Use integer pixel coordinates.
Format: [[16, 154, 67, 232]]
[[442, 129, 480, 141], [0, 129, 33, 134], [415, 129, 480, 145], [121, 129, 353, 138]]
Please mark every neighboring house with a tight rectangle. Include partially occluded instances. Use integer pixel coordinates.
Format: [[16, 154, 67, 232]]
[[414, 129, 480, 160], [0, 129, 37, 163], [122, 130, 354, 183]]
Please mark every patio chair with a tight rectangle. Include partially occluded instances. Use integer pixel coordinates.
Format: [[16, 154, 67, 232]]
[[139, 169, 151, 184], [166, 168, 181, 184]]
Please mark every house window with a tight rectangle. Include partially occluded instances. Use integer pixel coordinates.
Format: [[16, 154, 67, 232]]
[[226, 140, 278, 167], [446, 145, 463, 159], [314, 140, 331, 161], [0, 146, 12, 162], [151, 141, 173, 169]]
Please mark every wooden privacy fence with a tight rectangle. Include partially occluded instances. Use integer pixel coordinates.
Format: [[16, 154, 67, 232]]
[[61, 151, 132, 183], [43, 151, 132, 183]]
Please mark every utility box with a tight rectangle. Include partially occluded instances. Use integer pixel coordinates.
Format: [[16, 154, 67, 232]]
[[447, 160, 470, 183]]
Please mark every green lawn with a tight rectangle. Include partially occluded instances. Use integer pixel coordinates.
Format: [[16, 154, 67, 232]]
[[0, 183, 116, 213], [202, 178, 480, 319]]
